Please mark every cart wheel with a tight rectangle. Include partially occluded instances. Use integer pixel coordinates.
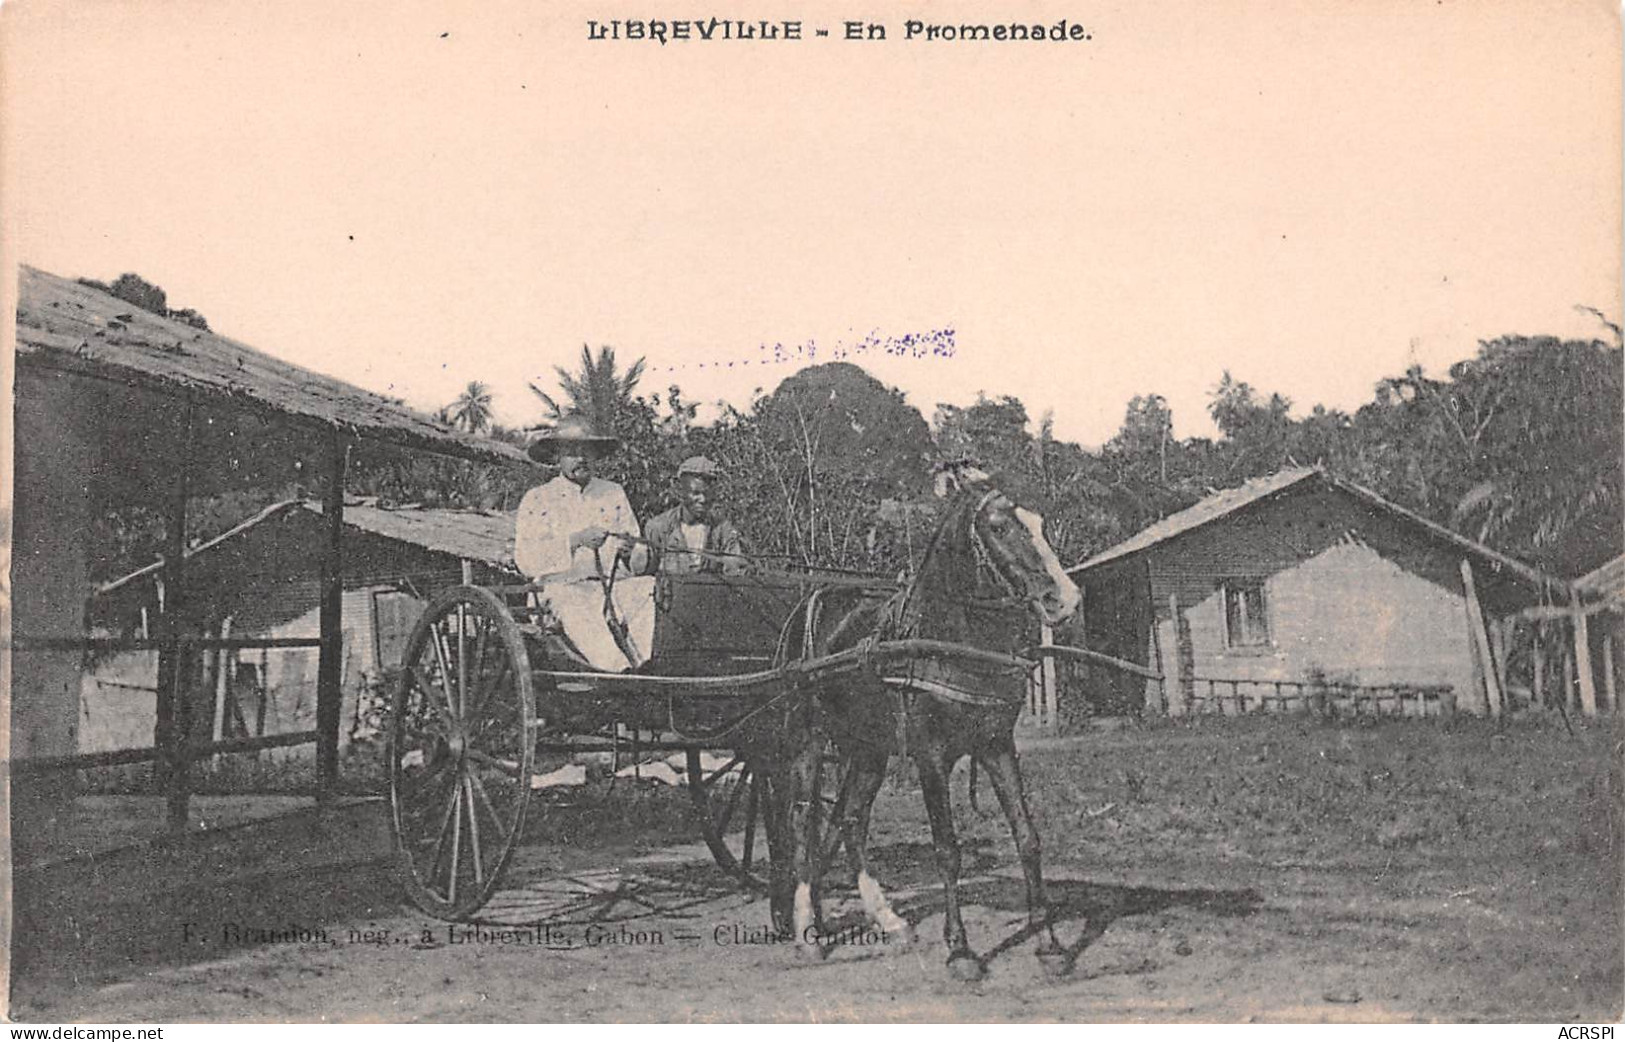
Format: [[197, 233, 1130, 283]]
[[686, 749, 768, 888], [388, 585, 536, 920]]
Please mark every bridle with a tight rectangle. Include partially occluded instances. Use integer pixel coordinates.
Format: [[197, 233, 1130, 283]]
[[966, 488, 1024, 603], [885, 485, 1031, 640]]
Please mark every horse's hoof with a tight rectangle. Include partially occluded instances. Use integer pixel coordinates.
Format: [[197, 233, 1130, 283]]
[[947, 950, 986, 982], [1036, 947, 1074, 978], [797, 942, 830, 963]]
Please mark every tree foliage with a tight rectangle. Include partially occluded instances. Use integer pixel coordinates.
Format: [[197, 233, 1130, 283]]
[[76, 272, 209, 329], [91, 332, 1622, 588], [448, 381, 494, 433]]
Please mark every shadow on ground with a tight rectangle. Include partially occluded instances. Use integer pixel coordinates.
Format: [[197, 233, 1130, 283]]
[[11, 803, 404, 999], [814, 838, 1264, 972]]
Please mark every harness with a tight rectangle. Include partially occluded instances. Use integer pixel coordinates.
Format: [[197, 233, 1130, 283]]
[[840, 488, 1037, 753]]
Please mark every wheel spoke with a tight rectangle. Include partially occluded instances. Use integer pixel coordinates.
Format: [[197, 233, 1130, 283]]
[[462, 774, 484, 889], [467, 747, 524, 778], [446, 775, 463, 906], [425, 780, 462, 897], [430, 619, 458, 721], [456, 604, 469, 722], [467, 769, 511, 844], [464, 615, 494, 720], [741, 775, 759, 871], [466, 654, 513, 742], [410, 664, 455, 728]]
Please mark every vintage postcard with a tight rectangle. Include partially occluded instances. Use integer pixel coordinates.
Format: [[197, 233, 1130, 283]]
[[2, 0, 1621, 1026]]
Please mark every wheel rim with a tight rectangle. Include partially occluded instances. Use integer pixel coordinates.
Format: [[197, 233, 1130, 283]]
[[686, 749, 767, 887], [389, 586, 536, 919]]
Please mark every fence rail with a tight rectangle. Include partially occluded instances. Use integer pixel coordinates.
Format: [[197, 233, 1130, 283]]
[[1183, 676, 1454, 717], [11, 636, 323, 652], [9, 729, 320, 776]]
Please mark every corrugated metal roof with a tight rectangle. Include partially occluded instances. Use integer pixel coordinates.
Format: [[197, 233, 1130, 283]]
[[15, 265, 530, 466], [1069, 465, 1558, 589], [1072, 467, 1321, 571], [1574, 554, 1625, 608]]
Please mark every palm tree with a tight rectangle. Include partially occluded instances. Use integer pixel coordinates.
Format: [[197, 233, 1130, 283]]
[[449, 381, 494, 433], [529, 344, 646, 430]]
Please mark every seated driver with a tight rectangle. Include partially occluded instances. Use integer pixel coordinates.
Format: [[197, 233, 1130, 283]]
[[514, 415, 655, 670], [641, 456, 749, 576]]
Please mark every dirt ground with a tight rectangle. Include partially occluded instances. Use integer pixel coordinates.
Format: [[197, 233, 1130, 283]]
[[10, 715, 1623, 1023]]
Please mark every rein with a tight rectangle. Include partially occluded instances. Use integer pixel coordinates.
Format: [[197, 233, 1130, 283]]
[[868, 485, 1037, 718], [885, 487, 1026, 640]]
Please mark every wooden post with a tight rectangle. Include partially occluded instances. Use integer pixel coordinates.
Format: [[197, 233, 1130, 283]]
[[461, 557, 474, 585], [316, 433, 349, 805], [1572, 600, 1598, 717], [1492, 619, 1511, 710], [1532, 623, 1545, 707], [1146, 619, 1166, 716], [1166, 594, 1186, 716], [162, 401, 195, 833], [1039, 622, 1057, 730], [1564, 642, 1577, 710], [1459, 559, 1502, 719], [1602, 631, 1616, 713], [212, 615, 234, 742]]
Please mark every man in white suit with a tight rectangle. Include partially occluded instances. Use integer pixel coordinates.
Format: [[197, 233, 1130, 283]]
[[515, 415, 654, 670]]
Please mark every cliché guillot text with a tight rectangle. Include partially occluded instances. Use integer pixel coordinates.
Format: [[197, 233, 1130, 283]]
[[587, 19, 1091, 44], [442, 921, 892, 949]]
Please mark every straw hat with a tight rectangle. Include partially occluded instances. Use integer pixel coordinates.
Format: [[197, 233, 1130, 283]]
[[525, 414, 619, 463]]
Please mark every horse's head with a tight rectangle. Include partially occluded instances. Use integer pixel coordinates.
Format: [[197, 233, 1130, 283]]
[[934, 463, 1081, 627]]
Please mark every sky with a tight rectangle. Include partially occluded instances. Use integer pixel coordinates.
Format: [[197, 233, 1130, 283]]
[[2, 0, 1619, 447]]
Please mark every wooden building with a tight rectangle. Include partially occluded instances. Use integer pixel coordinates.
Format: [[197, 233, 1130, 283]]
[[87, 500, 519, 759], [11, 265, 531, 831], [1064, 467, 1563, 717]]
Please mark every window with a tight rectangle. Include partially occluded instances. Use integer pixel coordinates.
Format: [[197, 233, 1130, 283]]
[[1223, 579, 1270, 649]]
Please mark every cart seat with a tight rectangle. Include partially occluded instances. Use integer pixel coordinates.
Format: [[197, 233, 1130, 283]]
[[649, 571, 895, 677]]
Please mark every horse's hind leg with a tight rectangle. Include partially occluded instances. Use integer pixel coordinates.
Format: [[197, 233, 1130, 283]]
[[977, 739, 1070, 977], [786, 732, 828, 958], [917, 748, 983, 980], [839, 747, 913, 943]]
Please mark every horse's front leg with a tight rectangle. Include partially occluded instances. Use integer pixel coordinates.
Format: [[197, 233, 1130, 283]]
[[977, 738, 1070, 977], [917, 747, 982, 980]]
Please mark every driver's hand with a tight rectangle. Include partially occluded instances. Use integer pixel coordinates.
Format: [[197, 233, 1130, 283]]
[[571, 526, 609, 551]]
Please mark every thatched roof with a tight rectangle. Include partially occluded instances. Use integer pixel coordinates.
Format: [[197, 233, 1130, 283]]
[[15, 265, 529, 466], [97, 499, 518, 596], [304, 501, 516, 568], [1070, 465, 1559, 591]]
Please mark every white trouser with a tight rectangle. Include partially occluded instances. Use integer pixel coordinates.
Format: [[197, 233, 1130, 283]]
[[540, 576, 657, 671]]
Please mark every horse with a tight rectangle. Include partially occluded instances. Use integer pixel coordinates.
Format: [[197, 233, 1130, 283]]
[[775, 462, 1082, 981]]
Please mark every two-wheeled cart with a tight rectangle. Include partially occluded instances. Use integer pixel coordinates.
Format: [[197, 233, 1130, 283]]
[[385, 570, 1039, 919]]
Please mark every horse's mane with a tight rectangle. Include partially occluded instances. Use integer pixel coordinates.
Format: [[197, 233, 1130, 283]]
[[816, 479, 993, 653]]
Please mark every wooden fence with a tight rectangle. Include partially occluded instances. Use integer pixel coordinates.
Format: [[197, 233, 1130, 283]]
[[1184, 676, 1455, 718]]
